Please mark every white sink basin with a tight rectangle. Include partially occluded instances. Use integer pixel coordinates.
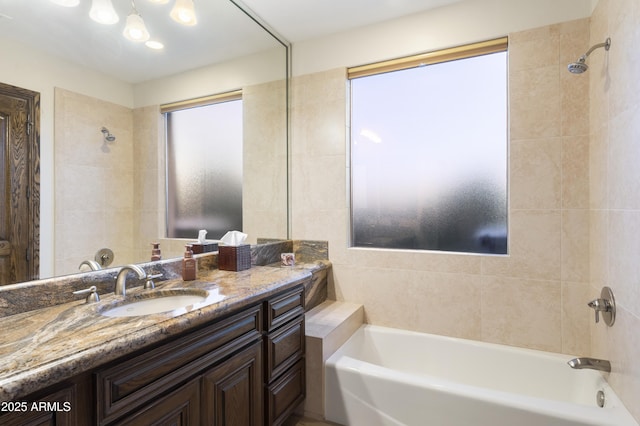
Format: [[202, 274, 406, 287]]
[[102, 290, 209, 317]]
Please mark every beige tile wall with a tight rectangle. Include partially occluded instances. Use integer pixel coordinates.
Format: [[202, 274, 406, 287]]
[[132, 105, 163, 263], [589, 0, 640, 419], [291, 19, 592, 354], [242, 80, 289, 242], [292, 9, 640, 421], [55, 79, 289, 269], [54, 88, 136, 275], [54, 93, 171, 271]]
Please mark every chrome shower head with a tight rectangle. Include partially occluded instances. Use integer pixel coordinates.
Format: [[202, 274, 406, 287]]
[[568, 57, 588, 74], [101, 127, 116, 142], [567, 37, 611, 74]]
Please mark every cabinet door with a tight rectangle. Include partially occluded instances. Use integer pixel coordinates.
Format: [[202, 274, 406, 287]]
[[202, 341, 263, 426], [114, 378, 200, 426], [266, 359, 305, 426], [0, 384, 76, 426]]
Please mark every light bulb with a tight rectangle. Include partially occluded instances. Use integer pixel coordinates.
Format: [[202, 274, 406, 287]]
[[145, 40, 165, 50], [123, 12, 150, 42], [89, 0, 119, 25], [170, 0, 197, 26]]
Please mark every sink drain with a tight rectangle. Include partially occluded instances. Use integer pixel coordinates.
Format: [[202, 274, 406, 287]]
[[597, 390, 605, 408]]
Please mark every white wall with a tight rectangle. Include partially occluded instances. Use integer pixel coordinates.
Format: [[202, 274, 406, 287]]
[[292, 0, 592, 76], [133, 48, 285, 108]]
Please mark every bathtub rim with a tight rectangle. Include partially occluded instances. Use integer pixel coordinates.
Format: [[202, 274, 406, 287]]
[[325, 324, 639, 426]]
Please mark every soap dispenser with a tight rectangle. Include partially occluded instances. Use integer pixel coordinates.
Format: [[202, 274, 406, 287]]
[[182, 244, 196, 281], [151, 242, 162, 261]]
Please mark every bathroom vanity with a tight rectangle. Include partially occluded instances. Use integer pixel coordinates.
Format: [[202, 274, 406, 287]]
[[0, 261, 319, 425]]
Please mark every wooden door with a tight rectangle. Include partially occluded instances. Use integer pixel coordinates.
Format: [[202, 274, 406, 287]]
[[0, 82, 39, 285]]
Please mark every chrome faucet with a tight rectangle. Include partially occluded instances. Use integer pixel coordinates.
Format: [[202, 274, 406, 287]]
[[114, 264, 147, 296], [79, 259, 101, 271], [567, 357, 611, 373]]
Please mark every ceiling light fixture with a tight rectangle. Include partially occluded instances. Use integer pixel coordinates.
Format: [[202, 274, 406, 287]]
[[50, 0, 196, 48], [123, 1, 150, 42], [145, 40, 165, 50], [170, 0, 197, 26], [50, 0, 80, 6], [89, 0, 119, 25]]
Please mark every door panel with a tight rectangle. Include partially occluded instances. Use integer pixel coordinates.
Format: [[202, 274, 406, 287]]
[[0, 82, 39, 285]]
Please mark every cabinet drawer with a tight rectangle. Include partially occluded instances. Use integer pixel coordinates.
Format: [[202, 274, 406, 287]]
[[266, 359, 305, 426], [265, 316, 304, 382], [265, 286, 304, 331], [113, 378, 200, 426], [96, 305, 262, 425]]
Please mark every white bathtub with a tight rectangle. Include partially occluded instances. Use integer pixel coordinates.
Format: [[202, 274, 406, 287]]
[[325, 325, 638, 426]]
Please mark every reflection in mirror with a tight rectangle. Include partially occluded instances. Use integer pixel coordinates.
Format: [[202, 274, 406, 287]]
[[0, 0, 290, 280], [0, 82, 40, 285], [165, 95, 244, 238]]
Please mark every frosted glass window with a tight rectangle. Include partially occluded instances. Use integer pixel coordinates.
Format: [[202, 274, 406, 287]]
[[166, 100, 243, 239], [350, 51, 508, 254]]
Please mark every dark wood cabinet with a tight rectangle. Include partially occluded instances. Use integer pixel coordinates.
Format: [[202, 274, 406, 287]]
[[263, 286, 306, 426], [202, 341, 264, 425], [266, 359, 305, 426], [0, 376, 90, 426], [2, 285, 306, 426], [113, 378, 201, 426], [96, 305, 262, 425], [265, 316, 305, 382]]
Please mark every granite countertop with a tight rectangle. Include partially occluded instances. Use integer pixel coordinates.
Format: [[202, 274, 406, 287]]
[[0, 265, 313, 402]]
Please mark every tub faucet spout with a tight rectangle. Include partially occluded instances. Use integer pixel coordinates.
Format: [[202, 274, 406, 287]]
[[79, 259, 101, 271], [567, 357, 611, 372]]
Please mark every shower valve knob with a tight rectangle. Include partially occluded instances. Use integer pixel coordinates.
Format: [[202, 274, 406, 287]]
[[587, 299, 608, 322], [587, 287, 616, 327]]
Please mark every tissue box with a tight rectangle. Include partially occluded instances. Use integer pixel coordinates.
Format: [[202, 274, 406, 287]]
[[191, 242, 218, 254], [218, 244, 251, 271]]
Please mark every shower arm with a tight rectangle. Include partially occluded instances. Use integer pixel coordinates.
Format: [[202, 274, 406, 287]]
[[579, 38, 611, 61]]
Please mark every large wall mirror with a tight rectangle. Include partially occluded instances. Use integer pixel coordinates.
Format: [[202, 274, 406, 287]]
[[0, 0, 290, 281]]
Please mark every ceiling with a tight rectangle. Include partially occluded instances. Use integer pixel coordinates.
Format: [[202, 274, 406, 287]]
[[0, 0, 462, 84], [240, 0, 462, 42]]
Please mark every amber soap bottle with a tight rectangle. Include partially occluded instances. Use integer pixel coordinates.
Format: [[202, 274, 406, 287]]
[[182, 244, 196, 281], [151, 242, 162, 261]]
